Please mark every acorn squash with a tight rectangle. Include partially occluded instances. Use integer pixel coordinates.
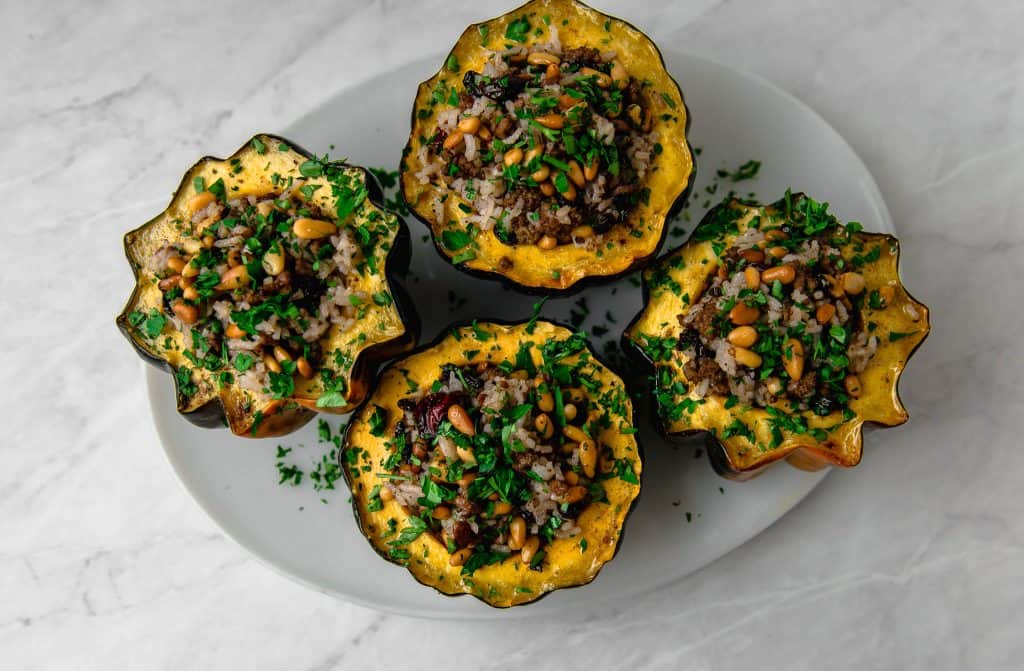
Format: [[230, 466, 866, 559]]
[[400, 0, 693, 292], [624, 192, 930, 480], [341, 320, 641, 607], [117, 134, 418, 438]]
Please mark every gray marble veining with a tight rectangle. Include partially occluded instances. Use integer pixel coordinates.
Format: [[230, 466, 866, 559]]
[[2, 1, 1022, 668]]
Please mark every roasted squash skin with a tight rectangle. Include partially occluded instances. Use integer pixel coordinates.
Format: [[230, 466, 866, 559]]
[[117, 134, 418, 438], [341, 320, 641, 607], [624, 194, 930, 480], [400, 0, 694, 294]]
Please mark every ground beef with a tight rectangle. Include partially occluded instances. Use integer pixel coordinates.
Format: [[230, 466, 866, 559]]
[[451, 520, 477, 548], [562, 46, 602, 68], [787, 370, 818, 400], [686, 297, 721, 338], [683, 357, 730, 395], [448, 151, 486, 180]]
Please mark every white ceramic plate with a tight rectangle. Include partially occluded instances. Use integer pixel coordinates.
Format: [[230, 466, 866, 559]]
[[147, 50, 894, 618]]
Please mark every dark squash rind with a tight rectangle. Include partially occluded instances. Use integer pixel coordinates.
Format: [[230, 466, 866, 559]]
[[624, 194, 931, 480], [116, 133, 419, 438], [400, 0, 695, 294], [340, 319, 642, 607]]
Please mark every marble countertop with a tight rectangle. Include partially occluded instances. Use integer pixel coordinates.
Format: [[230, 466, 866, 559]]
[[4, 1, 1023, 668]]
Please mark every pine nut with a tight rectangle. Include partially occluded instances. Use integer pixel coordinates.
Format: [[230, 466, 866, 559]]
[[816, 303, 836, 324], [584, 157, 599, 181], [571, 225, 594, 239], [782, 338, 805, 381], [535, 113, 565, 129], [563, 486, 587, 504], [563, 403, 578, 421], [558, 94, 577, 110], [158, 274, 181, 291], [762, 264, 796, 285], [527, 51, 561, 66], [457, 116, 481, 134], [525, 145, 544, 165], [539, 181, 556, 197], [181, 256, 200, 278], [740, 248, 765, 264], [564, 470, 579, 486], [534, 413, 555, 439], [579, 67, 611, 88], [766, 377, 784, 395], [503, 147, 524, 166], [767, 245, 788, 259], [841, 272, 866, 295], [225, 323, 246, 339], [217, 264, 250, 291], [531, 165, 551, 182], [477, 125, 492, 141], [562, 181, 577, 201], [544, 63, 560, 83], [202, 235, 215, 248], [457, 473, 477, 488], [169, 301, 195, 325], [379, 486, 394, 502], [442, 130, 465, 150], [536, 378, 555, 411], [264, 355, 281, 374], [537, 235, 557, 250], [610, 61, 628, 88], [166, 256, 185, 273], [563, 424, 588, 444], [508, 516, 527, 550], [744, 266, 761, 289], [579, 439, 597, 478], [270, 345, 290, 363], [732, 347, 763, 368], [492, 501, 513, 516], [262, 249, 286, 276], [567, 160, 585, 188], [186, 190, 216, 214], [449, 547, 472, 567], [432, 505, 452, 520], [729, 303, 760, 325], [844, 374, 862, 398], [521, 536, 541, 564], [182, 285, 199, 301], [764, 229, 788, 242], [447, 404, 475, 436], [293, 217, 337, 240], [296, 356, 314, 379], [727, 326, 758, 348], [456, 445, 476, 464]]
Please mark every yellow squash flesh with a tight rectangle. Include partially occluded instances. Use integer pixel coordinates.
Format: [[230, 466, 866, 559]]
[[401, 0, 693, 291], [342, 320, 641, 607], [625, 197, 930, 479], [117, 134, 416, 438]]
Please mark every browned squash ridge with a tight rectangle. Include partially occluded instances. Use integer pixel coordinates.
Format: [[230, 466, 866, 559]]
[[624, 193, 930, 480]]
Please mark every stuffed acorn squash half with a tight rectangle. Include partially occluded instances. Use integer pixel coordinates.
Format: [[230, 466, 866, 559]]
[[117, 134, 418, 438], [401, 0, 693, 292], [341, 320, 641, 607], [625, 192, 930, 480]]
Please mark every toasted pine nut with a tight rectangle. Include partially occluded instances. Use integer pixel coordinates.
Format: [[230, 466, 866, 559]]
[[457, 473, 477, 488], [567, 160, 585, 188], [182, 285, 199, 301], [534, 413, 555, 439], [765, 229, 788, 242], [563, 424, 588, 444], [503, 147, 524, 166], [167, 302, 193, 326], [727, 326, 758, 348], [816, 303, 836, 324], [563, 403, 578, 421], [296, 356, 314, 379], [564, 470, 579, 486], [217, 264, 250, 291], [379, 486, 394, 502], [165, 256, 185, 273], [446, 404, 475, 436], [558, 93, 577, 110], [841, 272, 866, 295], [563, 485, 587, 504], [158, 274, 181, 291], [732, 347, 763, 368], [762, 264, 796, 285], [262, 250, 285, 276], [536, 379, 556, 411], [272, 345, 292, 363], [450, 547, 473, 567], [432, 505, 452, 520], [878, 285, 896, 306], [457, 116, 481, 134], [744, 266, 761, 289], [729, 303, 760, 325], [187, 190, 216, 214], [477, 124, 492, 140], [767, 245, 788, 259], [561, 440, 578, 455], [537, 235, 557, 250], [456, 445, 476, 464], [225, 249, 242, 269], [783, 338, 805, 381], [293, 217, 337, 240], [539, 181, 556, 197], [740, 248, 765, 264], [225, 323, 246, 339], [202, 235, 215, 248], [181, 257, 200, 278], [527, 51, 560, 66], [579, 67, 611, 88], [584, 157, 599, 181], [264, 355, 281, 374], [571, 225, 594, 239], [255, 200, 274, 217], [530, 165, 551, 182], [182, 238, 203, 255], [579, 439, 597, 478], [766, 377, 784, 396], [508, 516, 527, 550], [561, 181, 577, 201], [525, 145, 544, 165], [535, 113, 565, 129], [521, 536, 541, 564], [492, 501, 513, 516], [610, 60, 628, 88], [442, 130, 465, 150], [844, 374, 862, 398], [543, 63, 560, 83]]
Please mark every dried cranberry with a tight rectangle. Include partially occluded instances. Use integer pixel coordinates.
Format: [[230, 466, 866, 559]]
[[414, 392, 467, 436]]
